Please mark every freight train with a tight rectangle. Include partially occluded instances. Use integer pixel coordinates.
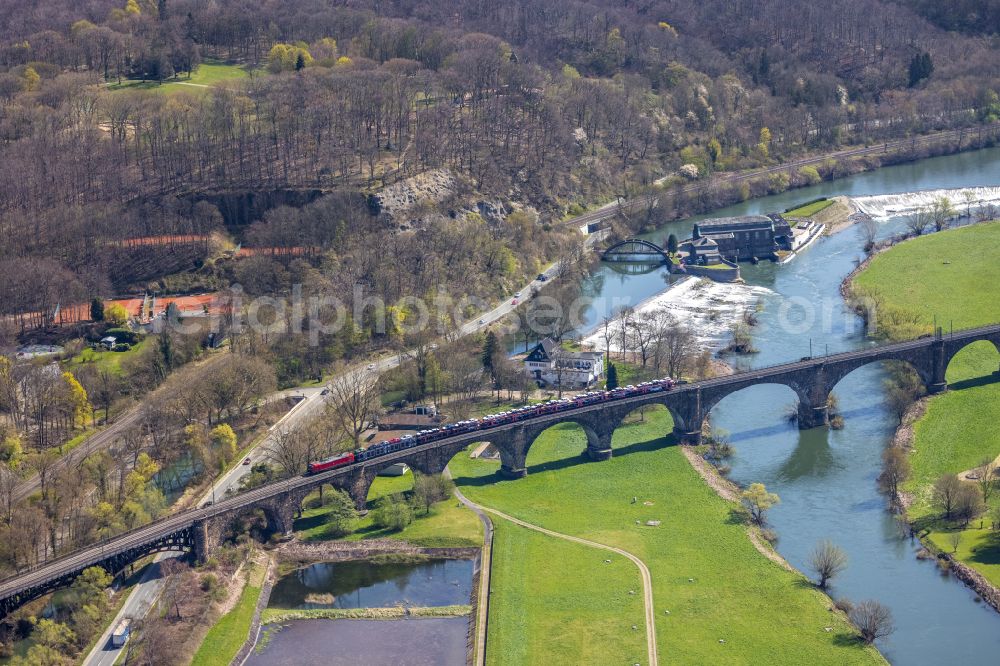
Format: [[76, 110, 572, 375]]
[[305, 377, 677, 475]]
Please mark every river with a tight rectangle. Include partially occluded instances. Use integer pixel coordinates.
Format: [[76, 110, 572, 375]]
[[573, 145, 1000, 664]]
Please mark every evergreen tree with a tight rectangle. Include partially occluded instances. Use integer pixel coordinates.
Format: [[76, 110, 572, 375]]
[[606, 363, 619, 390], [482, 330, 498, 372], [90, 298, 104, 322], [295, 53, 306, 71], [908, 52, 934, 87], [666, 234, 679, 255]]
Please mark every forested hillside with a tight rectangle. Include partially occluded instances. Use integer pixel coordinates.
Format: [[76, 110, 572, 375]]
[[0, 0, 999, 332]]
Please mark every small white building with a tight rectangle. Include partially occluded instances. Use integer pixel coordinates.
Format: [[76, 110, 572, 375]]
[[523, 338, 604, 389]]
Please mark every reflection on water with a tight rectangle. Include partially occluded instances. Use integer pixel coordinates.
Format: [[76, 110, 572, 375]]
[[268, 558, 474, 610], [775, 429, 840, 483], [572, 146, 1000, 664]]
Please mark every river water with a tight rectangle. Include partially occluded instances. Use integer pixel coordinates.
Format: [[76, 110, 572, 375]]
[[574, 146, 1000, 664]]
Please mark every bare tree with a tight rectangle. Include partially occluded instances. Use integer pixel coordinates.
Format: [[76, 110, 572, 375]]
[[809, 539, 848, 589], [263, 423, 313, 478], [0, 464, 17, 524], [601, 315, 615, 364], [615, 306, 634, 361], [628, 313, 655, 367], [324, 370, 383, 447], [651, 309, 698, 379], [904, 206, 933, 236], [932, 473, 962, 520], [860, 216, 879, 252], [849, 600, 895, 645], [975, 456, 997, 503], [877, 447, 911, 501]]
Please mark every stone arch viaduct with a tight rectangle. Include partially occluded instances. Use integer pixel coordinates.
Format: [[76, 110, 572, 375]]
[[1, 324, 997, 617]]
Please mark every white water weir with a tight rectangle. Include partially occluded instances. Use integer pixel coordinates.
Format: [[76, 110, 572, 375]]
[[852, 186, 1000, 220]]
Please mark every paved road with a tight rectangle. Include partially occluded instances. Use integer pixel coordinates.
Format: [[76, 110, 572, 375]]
[[76, 266, 566, 662], [81, 552, 173, 666]]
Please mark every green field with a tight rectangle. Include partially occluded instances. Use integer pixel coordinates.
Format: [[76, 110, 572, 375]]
[[450, 409, 883, 665], [107, 59, 252, 95], [294, 472, 483, 548], [852, 222, 1000, 332], [190, 561, 265, 666], [785, 199, 834, 218], [66, 338, 147, 375], [485, 519, 647, 664], [852, 222, 1000, 585]]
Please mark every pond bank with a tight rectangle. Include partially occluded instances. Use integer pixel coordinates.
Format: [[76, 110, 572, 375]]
[[275, 538, 479, 565], [236, 542, 480, 666]]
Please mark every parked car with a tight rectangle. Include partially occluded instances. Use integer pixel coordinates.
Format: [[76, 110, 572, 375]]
[[537, 273, 547, 281]]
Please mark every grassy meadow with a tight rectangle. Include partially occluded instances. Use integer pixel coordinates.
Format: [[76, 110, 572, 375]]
[[293, 471, 483, 548], [450, 408, 883, 665], [107, 59, 252, 95], [852, 222, 1000, 585]]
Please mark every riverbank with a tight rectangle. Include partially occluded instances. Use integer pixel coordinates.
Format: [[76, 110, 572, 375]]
[[844, 222, 1000, 610], [450, 409, 884, 664]]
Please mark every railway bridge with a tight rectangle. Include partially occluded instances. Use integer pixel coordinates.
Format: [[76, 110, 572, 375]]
[[1, 324, 998, 617]]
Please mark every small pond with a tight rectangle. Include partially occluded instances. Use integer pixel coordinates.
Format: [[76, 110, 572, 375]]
[[268, 558, 474, 610]]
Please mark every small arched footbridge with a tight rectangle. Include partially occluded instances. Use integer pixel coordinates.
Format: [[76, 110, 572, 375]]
[[2, 324, 998, 617], [601, 238, 671, 264]]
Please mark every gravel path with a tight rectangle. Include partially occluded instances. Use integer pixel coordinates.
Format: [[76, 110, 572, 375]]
[[457, 496, 658, 666]]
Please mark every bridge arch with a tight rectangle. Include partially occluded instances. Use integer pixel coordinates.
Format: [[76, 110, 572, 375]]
[[700, 381, 823, 432], [822, 356, 934, 398], [601, 238, 670, 264], [943, 339, 1000, 387]]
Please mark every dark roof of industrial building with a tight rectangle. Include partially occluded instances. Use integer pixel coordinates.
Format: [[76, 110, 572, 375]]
[[695, 215, 774, 231]]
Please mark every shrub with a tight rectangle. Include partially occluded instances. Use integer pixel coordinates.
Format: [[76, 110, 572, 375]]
[[798, 166, 822, 185], [834, 598, 854, 614], [200, 573, 218, 592], [104, 327, 139, 345], [372, 494, 413, 531]]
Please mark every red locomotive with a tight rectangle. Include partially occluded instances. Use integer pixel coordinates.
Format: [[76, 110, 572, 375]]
[[306, 451, 355, 475]]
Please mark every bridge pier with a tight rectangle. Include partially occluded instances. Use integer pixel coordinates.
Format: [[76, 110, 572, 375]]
[[927, 381, 948, 395], [675, 427, 702, 445], [585, 447, 613, 461], [499, 465, 528, 479], [797, 401, 829, 429]]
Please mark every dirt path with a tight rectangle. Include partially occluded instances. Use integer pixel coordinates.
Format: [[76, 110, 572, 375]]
[[451, 483, 494, 666], [458, 496, 659, 666]]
